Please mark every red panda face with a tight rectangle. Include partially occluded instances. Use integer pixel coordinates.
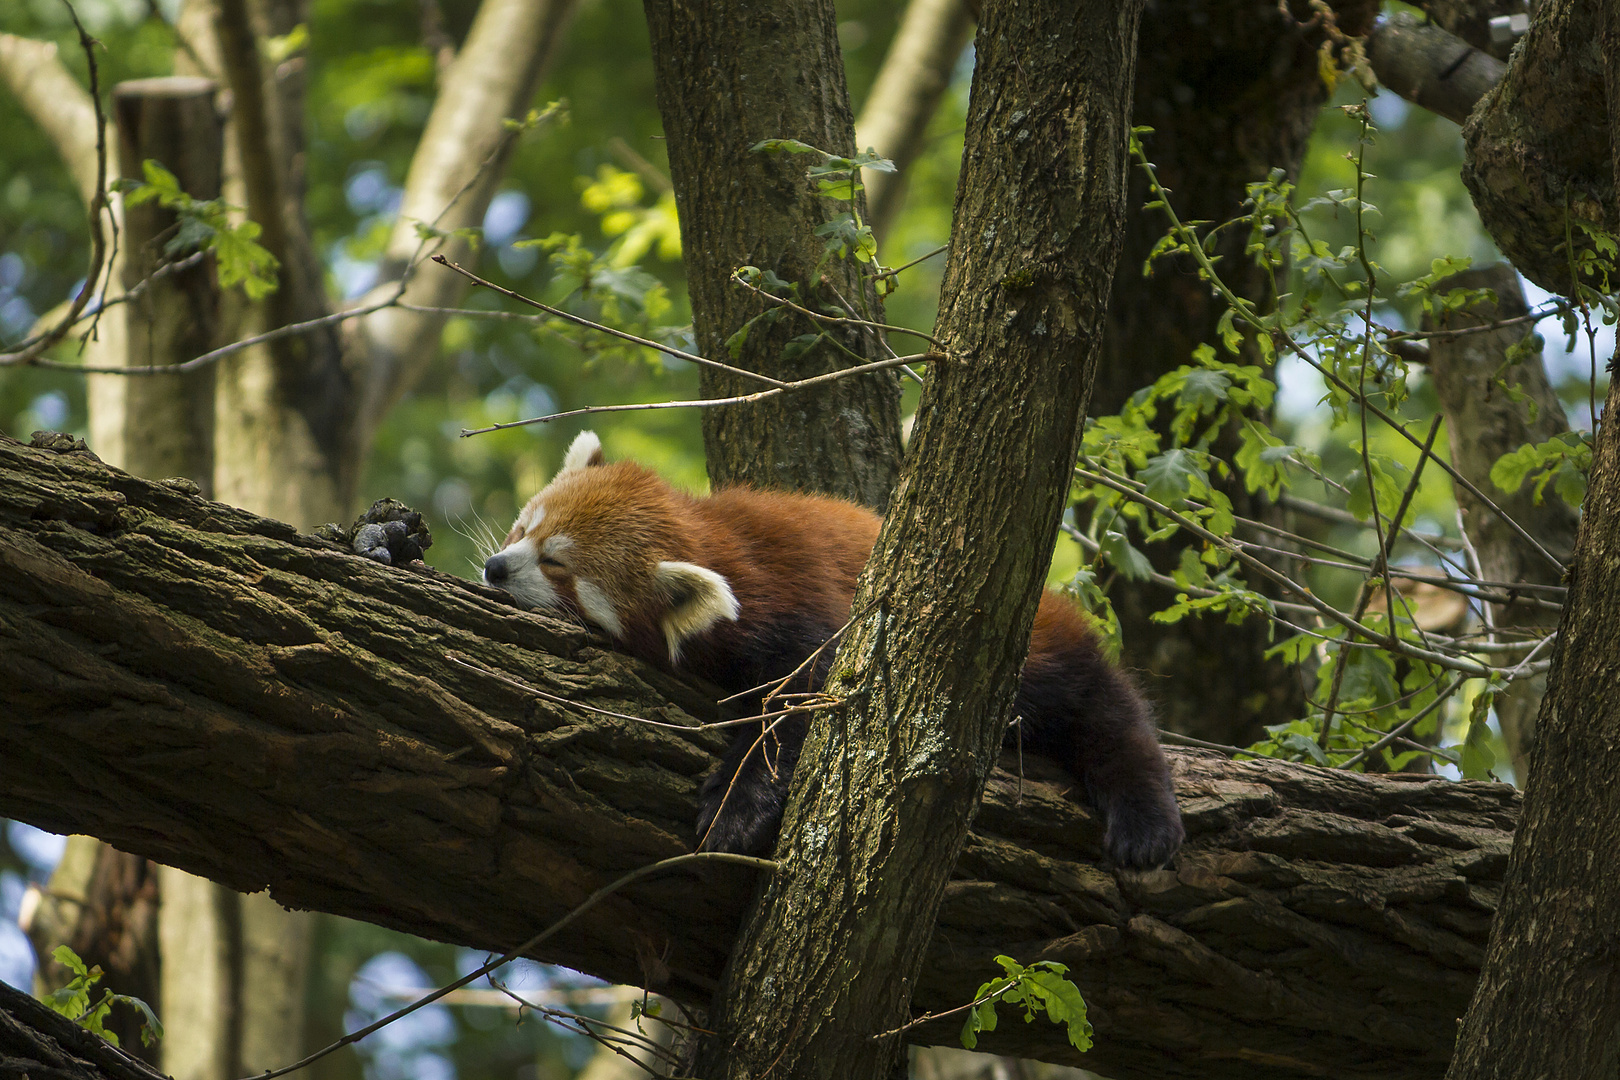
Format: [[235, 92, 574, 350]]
[[483, 431, 740, 663]]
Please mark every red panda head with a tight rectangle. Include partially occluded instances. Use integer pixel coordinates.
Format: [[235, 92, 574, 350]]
[[483, 431, 740, 663]]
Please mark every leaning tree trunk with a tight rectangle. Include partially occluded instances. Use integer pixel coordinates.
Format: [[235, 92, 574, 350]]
[[0, 432, 1517, 1080], [691, 3, 1145, 1078], [642, 0, 905, 509], [1444, 319, 1620, 1080]]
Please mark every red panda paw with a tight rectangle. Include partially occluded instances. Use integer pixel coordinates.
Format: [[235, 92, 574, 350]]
[[1102, 789, 1186, 869]]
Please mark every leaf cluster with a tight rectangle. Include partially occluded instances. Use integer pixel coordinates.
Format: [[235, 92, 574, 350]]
[[959, 955, 1091, 1054], [117, 161, 280, 300], [44, 945, 163, 1049]]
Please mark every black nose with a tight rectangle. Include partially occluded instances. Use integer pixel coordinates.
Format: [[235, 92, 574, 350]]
[[483, 555, 508, 585]]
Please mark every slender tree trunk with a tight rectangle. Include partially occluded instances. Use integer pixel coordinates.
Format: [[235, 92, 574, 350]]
[[1425, 265, 1577, 782], [692, 3, 1144, 1077], [642, 0, 905, 509], [112, 77, 222, 493], [853, 0, 974, 241]]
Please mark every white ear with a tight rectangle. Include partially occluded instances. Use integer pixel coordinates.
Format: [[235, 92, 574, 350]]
[[652, 561, 739, 662], [559, 430, 606, 475]]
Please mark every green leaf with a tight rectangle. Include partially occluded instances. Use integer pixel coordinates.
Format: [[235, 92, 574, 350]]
[[1099, 530, 1153, 581], [1140, 448, 1202, 505]]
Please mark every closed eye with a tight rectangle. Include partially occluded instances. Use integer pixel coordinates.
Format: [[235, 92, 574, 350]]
[[540, 556, 565, 569]]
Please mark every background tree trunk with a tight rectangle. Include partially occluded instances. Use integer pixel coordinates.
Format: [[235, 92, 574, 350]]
[[853, 0, 974, 241], [1089, 0, 1377, 747], [692, 2, 1145, 1076], [642, 0, 905, 509], [0, 432, 1519, 1080], [1424, 265, 1577, 782]]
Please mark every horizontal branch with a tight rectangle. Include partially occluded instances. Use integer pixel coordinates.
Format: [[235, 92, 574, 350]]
[[0, 434, 1518, 1080]]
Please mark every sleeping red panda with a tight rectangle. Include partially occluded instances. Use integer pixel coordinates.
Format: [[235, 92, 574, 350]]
[[484, 431, 1185, 868]]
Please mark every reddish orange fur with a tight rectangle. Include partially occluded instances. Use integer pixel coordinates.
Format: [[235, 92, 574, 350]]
[[490, 445, 1184, 867]]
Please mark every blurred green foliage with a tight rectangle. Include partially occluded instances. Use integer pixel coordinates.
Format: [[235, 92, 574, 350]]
[[4, 0, 1612, 1069]]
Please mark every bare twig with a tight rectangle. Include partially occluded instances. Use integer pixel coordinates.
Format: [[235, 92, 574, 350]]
[[729, 270, 949, 351], [240, 850, 775, 1080], [447, 652, 840, 732], [459, 353, 935, 436], [0, 2, 111, 367], [433, 255, 790, 387]]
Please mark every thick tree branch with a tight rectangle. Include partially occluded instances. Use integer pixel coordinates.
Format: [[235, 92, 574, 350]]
[[0, 434, 1516, 1080], [1366, 13, 1505, 126]]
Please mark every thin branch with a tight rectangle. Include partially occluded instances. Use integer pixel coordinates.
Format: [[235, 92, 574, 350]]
[[447, 652, 842, 732], [729, 270, 949, 351], [1132, 146, 1569, 576], [874, 982, 1016, 1042], [432, 255, 790, 388], [17, 298, 397, 374], [1076, 463, 1498, 679], [0, 3, 110, 367], [1338, 674, 1469, 769], [459, 353, 936, 436], [240, 851, 775, 1080]]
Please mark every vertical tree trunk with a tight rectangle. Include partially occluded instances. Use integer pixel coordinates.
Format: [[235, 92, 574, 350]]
[[112, 76, 222, 493], [1087, 0, 1377, 746], [1425, 265, 1577, 781], [642, 0, 905, 509], [1446, 27, 1620, 1069], [692, 1, 1143, 1076]]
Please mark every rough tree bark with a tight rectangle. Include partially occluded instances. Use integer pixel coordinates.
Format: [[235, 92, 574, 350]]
[[1092, 0, 1377, 746], [693, 0, 1148, 1068], [1460, 0, 1617, 293], [1424, 265, 1577, 782], [642, 0, 905, 510], [0, 433, 1518, 1080], [1444, 336, 1620, 1080], [1445, 17, 1620, 1076]]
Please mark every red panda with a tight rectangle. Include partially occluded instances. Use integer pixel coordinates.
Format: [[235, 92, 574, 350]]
[[484, 431, 1184, 868]]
